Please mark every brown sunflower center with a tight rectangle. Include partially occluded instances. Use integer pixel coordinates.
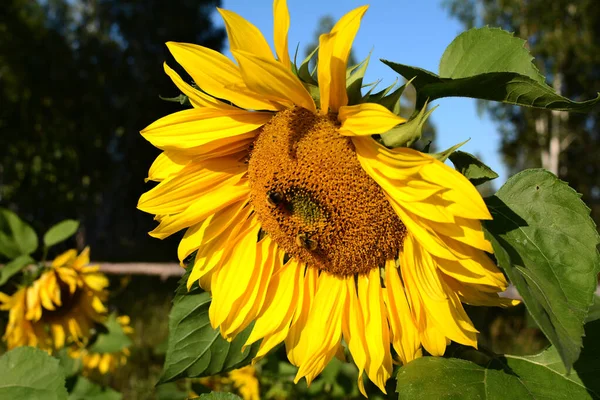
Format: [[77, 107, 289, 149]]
[[42, 277, 82, 320], [248, 107, 406, 276]]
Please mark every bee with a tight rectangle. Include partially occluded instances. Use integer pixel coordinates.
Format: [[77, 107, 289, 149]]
[[296, 232, 318, 251], [266, 190, 284, 207]]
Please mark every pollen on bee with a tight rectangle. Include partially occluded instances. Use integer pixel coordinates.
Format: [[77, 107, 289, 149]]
[[248, 107, 406, 276]]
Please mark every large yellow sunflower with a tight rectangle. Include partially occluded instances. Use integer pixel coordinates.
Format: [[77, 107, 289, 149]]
[[138, 1, 517, 394], [0, 248, 108, 350]]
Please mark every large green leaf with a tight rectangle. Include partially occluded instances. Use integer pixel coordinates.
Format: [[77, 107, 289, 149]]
[[396, 320, 600, 399], [483, 169, 600, 370], [158, 288, 260, 383], [438, 27, 544, 82], [68, 376, 122, 400], [0, 347, 68, 400], [0, 254, 34, 286], [382, 27, 600, 112], [43, 219, 80, 248], [0, 207, 38, 259]]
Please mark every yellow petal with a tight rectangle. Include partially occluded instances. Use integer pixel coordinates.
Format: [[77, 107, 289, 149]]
[[384, 260, 421, 365], [146, 151, 189, 183], [443, 275, 520, 307], [358, 269, 392, 393], [342, 276, 367, 397], [295, 273, 346, 385], [187, 204, 253, 289], [217, 8, 273, 60], [220, 236, 280, 338], [273, 0, 291, 69], [244, 258, 303, 349], [328, 5, 369, 111], [138, 157, 247, 215], [167, 42, 279, 111], [148, 180, 250, 239], [285, 266, 318, 367], [141, 108, 271, 152], [233, 50, 315, 112], [317, 33, 334, 114], [51, 249, 77, 268], [163, 63, 234, 110], [177, 200, 248, 264], [338, 103, 405, 136], [209, 216, 261, 330]]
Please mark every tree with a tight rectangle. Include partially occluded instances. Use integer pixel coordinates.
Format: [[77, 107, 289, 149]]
[[444, 0, 600, 220], [0, 0, 225, 261]]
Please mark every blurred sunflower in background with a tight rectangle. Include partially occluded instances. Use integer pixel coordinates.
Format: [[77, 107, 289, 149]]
[[0, 248, 108, 351], [138, 0, 518, 394], [69, 315, 134, 375]]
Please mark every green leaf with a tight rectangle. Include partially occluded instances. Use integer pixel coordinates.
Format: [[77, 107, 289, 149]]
[[0, 254, 34, 286], [197, 393, 242, 400], [483, 169, 600, 370], [382, 27, 600, 112], [449, 151, 499, 186], [88, 313, 133, 354], [43, 220, 80, 248], [0, 207, 38, 259], [0, 346, 68, 400], [68, 376, 122, 400], [158, 290, 260, 384], [396, 319, 600, 399], [380, 102, 437, 147], [586, 295, 600, 323], [55, 348, 82, 378], [438, 27, 545, 83], [155, 382, 189, 400]]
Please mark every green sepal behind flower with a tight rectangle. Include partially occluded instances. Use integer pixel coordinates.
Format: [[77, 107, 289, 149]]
[[380, 100, 436, 147]]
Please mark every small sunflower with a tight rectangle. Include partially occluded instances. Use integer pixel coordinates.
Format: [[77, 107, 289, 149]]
[[138, 1, 518, 394], [69, 315, 134, 375], [0, 248, 108, 350]]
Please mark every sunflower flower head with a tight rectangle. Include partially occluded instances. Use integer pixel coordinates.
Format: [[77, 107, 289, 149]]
[[138, 1, 519, 395], [0, 248, 108, 351]]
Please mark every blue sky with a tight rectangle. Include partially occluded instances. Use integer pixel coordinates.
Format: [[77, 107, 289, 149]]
[[218, 0, 508, 186]]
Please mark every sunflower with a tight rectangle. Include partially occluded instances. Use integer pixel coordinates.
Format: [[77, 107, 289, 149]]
[[0, 248, 108, 350], [69, 315, 134, 375], [138, 1, 517, 394]]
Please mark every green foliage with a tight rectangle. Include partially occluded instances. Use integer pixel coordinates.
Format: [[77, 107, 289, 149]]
[[159, 288, 259, 383], [0, 207, 38, 259], [0, 347, 68, 400], [43, 220, 80, 249], [484, 170, 600, 370], [396, 319, 600, 399], [0, 254, 34, 287], [383, 27, 600, 112], [88, 313, 133, 354], [380, 102, 436, 147], [55, 348, 82, 378], [68, 376, 122, 400], [449, 150, 499, 185], [197, 393, 242, 400]]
